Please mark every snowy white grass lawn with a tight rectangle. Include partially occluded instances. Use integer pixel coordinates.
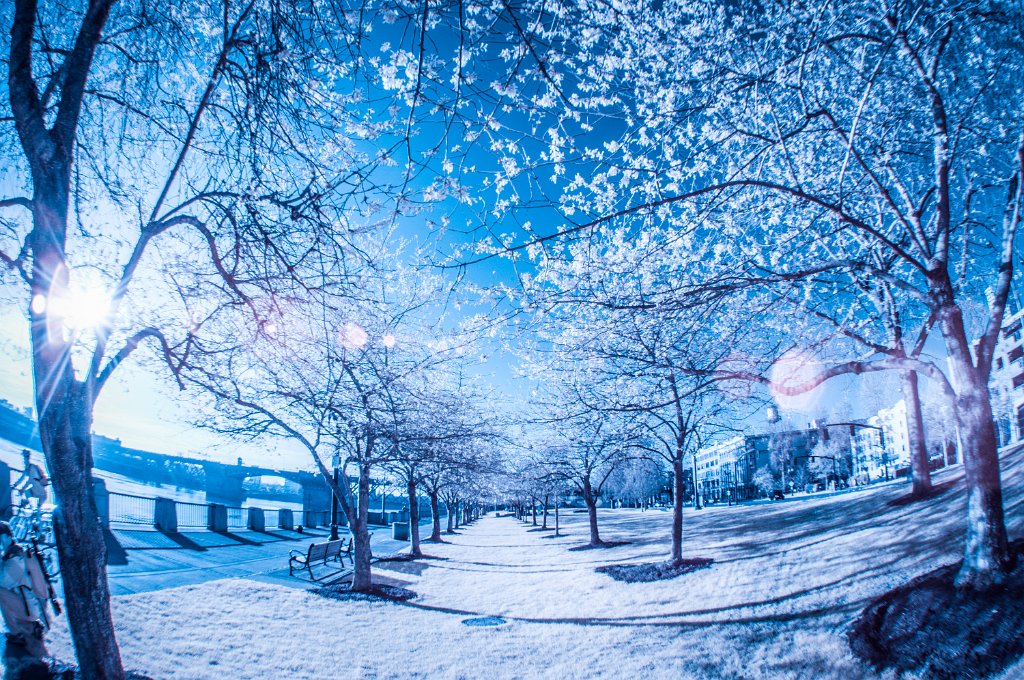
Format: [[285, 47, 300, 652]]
[[44, 448, 1024, 679]]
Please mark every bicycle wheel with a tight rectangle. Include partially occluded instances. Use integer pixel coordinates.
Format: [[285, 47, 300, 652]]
[[40, 547, 60, 578]]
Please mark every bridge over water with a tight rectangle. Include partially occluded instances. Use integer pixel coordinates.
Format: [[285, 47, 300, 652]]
[[100, 447, 336, 514]]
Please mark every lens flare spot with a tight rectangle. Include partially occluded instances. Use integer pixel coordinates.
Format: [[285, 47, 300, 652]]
[[769, 349, 824, 413], [340, 322, 368, 349]]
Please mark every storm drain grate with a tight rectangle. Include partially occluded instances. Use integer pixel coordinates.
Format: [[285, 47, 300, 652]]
[[461, 616, 507, 627]]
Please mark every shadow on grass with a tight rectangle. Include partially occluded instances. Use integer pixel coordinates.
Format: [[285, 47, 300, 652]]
[[596, 558, 713, 583], [377, 554, 448, 562], [312, 582, 416, 602], [848, 537, 1024, 679], [567, 540, 631, 552], [885, 478, 959, 508], [375, 553, 448, 575]]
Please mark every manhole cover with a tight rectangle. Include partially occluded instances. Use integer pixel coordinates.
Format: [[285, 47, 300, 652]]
[[461, 616, 506, 627]]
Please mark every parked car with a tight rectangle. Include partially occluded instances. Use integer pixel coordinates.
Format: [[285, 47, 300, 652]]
[[770, 489, 785, 501]]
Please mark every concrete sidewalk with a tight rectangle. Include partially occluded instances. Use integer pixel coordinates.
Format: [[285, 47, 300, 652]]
[[103, 524, 412, 595]]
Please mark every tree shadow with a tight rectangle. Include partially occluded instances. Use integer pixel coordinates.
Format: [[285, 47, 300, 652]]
[[103, 527, 129, 565], [885, 478, 958, 507], [596, 558, 713, 583], [2, 640, 50, 680], [158, 531, 207, 552], [849, 537, 1024, 678], [567, 540, 631, 552], [210, 530, 262, 546]]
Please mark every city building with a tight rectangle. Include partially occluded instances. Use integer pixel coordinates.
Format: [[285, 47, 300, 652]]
[[849, 400, 911, 482], [991, 290, 1024, 448], [693, 427, 840, 501], [692, 436, 745, 503]]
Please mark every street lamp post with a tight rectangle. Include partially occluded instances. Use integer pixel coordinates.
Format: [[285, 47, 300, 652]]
[[692, 454, 702, 510], [330, 452, 341, 540]]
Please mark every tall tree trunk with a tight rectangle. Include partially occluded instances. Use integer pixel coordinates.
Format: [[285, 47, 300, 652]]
[[671, 457, 684, 564], [955, 381, 1010, 588], [350, 465, 374, 592], [554, 493, 560, 536], [531, 499, 537, 526], [407, 478, 422, 557], [935, 296, 1010, 588], [541, 494, 549, 529], [24, 110, 125, 680], [582, 476, 602, 545], [902, 371, 932, 497], [428, 489, 442, 542], [41, 389, 124, 679], [445, 500, 455, 533]]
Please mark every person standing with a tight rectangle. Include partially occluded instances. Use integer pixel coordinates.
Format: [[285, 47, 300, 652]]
[[14, 452, 48, 512], [0, 522, 47, 659]]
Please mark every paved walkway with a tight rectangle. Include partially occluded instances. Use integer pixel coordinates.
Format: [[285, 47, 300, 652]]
[[103, 523, 414, 595]]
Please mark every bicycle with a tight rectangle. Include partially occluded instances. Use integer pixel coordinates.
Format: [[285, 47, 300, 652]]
[[4, 489, 59, 578]]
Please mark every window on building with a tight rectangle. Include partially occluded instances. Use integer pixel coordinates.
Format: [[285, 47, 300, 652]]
[[1010, 346, 1024, 363], [997, 357, 1004, 370], [999, 418, 1012, 448], [1014, 373, 1024, 389], [1018, 405, 1024, 440], [1005, 321, 1022, 343]]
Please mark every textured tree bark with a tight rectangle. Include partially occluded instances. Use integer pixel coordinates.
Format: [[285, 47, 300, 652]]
[[444, 501, 454, 533], [541, 494, 549, 529], [935, 296, 1010, 588], [902, 371, 932, 497], [582, 476, 602, 545], [41, 388, 125, 680], [955, 382, 1011, 588], [427, 489, 442, 541], [10, 0, 126, 674], [407, 479, 422, 557], [349, 466, 374, 592], [671, 458, 684, 564]]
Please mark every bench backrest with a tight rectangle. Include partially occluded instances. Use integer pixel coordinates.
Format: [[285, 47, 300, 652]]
[[307, 538, 347, 561]]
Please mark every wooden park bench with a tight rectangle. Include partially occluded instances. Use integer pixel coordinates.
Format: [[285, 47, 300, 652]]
[[289, 537, 352, 580]]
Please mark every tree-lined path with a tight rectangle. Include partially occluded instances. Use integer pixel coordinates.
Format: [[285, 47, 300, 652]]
[[36, 446, 1024, 679]]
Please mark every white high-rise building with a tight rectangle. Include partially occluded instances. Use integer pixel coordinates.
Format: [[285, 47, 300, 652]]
[[850, 400, 911, 481], [693, 436, 745, 502]]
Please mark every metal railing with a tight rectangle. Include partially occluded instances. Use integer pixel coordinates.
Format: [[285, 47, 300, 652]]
[[108, 493, 156, 525], [306, 510, 329, 526], [226, 506, 247, 529], [176, 501, 208, 529], [103, 491, 324, 532]]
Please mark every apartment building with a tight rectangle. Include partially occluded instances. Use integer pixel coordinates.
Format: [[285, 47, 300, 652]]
[[991, 292, 1024, 448], [849, 399, 911, 481], [693, 428, 829, 501]]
